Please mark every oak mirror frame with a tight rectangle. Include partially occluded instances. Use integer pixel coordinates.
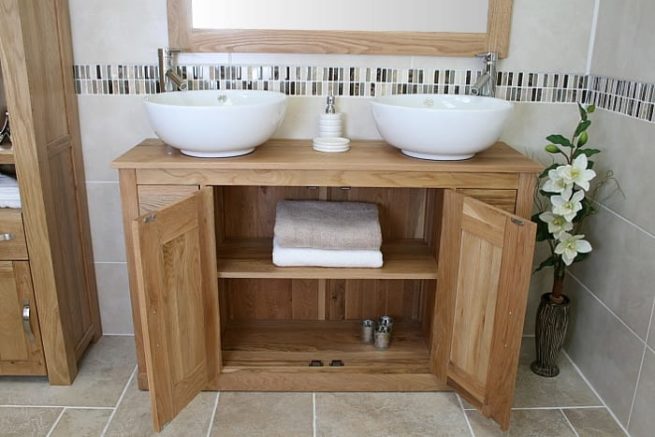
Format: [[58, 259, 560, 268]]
[[168, 0, 513, 57]]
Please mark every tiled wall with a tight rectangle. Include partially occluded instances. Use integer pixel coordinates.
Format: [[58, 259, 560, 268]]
[[69, 1, 655, 435], [561, 2, 655, 436]]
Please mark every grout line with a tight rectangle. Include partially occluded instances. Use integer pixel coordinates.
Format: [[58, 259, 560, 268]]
[[45, 407, 67, 437], [561, 350, 631, 436], [560, 408, 580, 437], [568, 272, 648, 345], [595, 202, 655, 241], [100, 365, 137, 437], [627, 295, 655, 427], [312, 392, 317, 437], [205, 392, 220, 437], [0, 405, 115, 409], [585, 0, 600, 75], [456, 394, 475, 437], [462, 406, 604, 411]]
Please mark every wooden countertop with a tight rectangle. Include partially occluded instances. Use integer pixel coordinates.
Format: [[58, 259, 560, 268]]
[[112, 139, 543, 174]]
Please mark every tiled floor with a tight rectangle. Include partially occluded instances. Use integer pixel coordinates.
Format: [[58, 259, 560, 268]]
[[0, 336, 627, 437]]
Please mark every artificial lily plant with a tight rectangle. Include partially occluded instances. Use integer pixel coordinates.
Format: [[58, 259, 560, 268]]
[[533, 103, 604, 304]]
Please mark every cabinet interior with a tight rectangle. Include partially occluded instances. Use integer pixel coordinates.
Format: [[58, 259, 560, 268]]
[[213, 186, 444, 372]]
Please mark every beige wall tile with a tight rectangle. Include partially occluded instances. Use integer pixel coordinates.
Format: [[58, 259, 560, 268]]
[[211, 393, 312, 437], [563, 408, 627, 437], [69, 0, 167, 64], [50, 408, 112, 437], [105, 377, 216, 437], [95, 263, 133, 335], [316, 392, 469, 436], [0, 337, 135, 407], [565, 278, 644, 425], [0, 407, 62, 437], [499, 0, 594, 73], [592, 0, 655, 83], [78, 95, 155, 183], [588, 110, 655, 236], [86, 182, 126, 263], [628, 348, 655, 437], [467, 409, 576, 436], [570, 207, 655, 339]]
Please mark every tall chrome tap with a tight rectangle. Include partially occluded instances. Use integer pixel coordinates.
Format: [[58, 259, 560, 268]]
[[471, 52, 498, 97], [158, 48, 188, 92]]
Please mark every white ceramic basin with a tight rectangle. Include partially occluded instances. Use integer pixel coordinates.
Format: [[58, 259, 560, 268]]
[[370, 94, 512, 160], [145, 90, 288, 158]]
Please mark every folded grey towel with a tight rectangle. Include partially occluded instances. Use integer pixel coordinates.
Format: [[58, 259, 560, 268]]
[[274, 200, 382, 250]]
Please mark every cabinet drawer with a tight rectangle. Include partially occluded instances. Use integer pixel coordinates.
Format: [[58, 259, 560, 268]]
[[0, 209, 28, 260]]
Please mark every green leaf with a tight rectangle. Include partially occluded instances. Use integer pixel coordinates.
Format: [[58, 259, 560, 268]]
[[577, 131, 589, 147], [535, 256, 557, 272], [574, 148, 601, 158], [587, 104, 596, 113], [545, 144, 561, 154], [574, 120, 592, 137], [587, 160, 595, 169], [539, 163, 559, 179], [577, 102, 588, 121], [546, 134, 573, 148], [572, 252, 591, 265]]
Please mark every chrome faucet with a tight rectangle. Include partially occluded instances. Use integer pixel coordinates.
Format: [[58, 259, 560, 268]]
[[471, 52, 498, 97], [158, 48, 188, 92]]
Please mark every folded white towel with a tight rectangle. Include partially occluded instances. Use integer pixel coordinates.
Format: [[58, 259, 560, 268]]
[[272, 238, 383, 268], [0, 173, 20, 208]]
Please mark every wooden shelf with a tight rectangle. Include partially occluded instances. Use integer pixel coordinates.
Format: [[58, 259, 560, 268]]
[[221, 320, 431, 373], [0, 145, 14, 164], [217, 238, 437, 280]]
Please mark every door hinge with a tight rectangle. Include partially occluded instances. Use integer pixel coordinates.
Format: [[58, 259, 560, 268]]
[[511, 218, 525, 226], [309, 360, 324, 367]]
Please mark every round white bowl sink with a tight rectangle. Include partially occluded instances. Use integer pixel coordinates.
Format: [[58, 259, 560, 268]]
[[145, 90, 288, 158], [370, 94, 513, 160]]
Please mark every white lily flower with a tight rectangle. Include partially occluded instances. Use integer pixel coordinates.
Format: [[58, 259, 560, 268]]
[[543, 167, 572, 193], [555, 232, 592, 266], [557, 155, 596, 191], [539, 211, 574, 237], [551, 188, 584, 222]]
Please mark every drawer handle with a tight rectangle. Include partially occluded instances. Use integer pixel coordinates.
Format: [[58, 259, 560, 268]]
[[0, 233, 14, 241], [22, 303, 35, 341]]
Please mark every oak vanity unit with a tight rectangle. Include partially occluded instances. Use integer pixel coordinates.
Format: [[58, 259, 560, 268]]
[[114, 139, 541, 432]]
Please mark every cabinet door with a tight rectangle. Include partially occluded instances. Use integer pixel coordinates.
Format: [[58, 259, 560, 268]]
[[132, 187, 220, 432], [432, 190, 536, 430], [0, 261, 46, 375]]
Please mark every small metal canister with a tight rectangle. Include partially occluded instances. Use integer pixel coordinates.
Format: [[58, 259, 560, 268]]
[[378, 315, 394, 333], [361, 319, 375, 343], [374, 325, 391, 349]]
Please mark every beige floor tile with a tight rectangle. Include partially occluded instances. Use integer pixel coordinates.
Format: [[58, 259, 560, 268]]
[[0, 407, 62, 437], [0, 336, 136, 407], [512, 340, 600, 408], [104, 376, 216, 437], [563, 408, 626, 436], [49, 408, 112, 437], [211, 393, 312, 437], [316, 392, 469, 437], [467, 409, 575, 437]]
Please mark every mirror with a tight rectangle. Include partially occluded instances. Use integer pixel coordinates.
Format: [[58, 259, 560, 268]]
[[168, 0, 512, 57]]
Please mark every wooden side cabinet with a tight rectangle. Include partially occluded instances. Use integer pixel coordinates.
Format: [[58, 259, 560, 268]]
[[0, 0, 102, 383], [114, 139, 541, 432]]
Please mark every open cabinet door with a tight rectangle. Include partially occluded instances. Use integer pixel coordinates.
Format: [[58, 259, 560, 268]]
[[432, 190, 536, 431], [132, 187, 220, 431]]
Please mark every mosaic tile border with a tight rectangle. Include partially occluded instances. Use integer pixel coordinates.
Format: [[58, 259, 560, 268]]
[[72, 64, 654, 123]]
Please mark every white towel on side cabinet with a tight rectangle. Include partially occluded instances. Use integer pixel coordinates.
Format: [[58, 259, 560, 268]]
[[272, 238, 383, 268]]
